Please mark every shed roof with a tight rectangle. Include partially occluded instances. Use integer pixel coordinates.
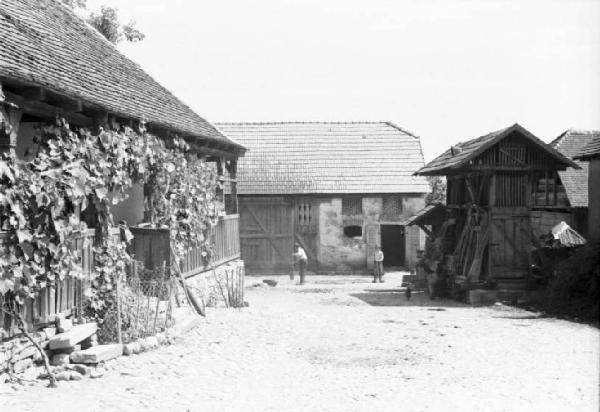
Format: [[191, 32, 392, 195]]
[[415, 123, 579, 176], [550, 129, 598, 208], [402, 203, 446, 227], [574, 134, 600, 161], [215, 122, 431, 195], [0, 0, 243, 152]]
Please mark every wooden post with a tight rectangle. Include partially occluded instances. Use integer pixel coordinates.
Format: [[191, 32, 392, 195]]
[[216, 157, 225, 207], [544, 171, 549, 206], [0, 89, 23, 155], [115, 271, 122, 344], [553, 171, 557, 206], [227, 159, 239, 214]]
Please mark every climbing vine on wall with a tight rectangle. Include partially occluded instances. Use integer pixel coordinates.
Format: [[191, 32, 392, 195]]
[[0, 116, 221, 309]]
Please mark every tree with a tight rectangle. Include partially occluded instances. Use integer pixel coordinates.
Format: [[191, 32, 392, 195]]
[[425, 176, 446, 205], [61, 0, 145, 44]]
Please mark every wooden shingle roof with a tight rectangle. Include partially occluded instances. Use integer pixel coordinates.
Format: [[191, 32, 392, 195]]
[[550, 129, 598, 208], [415, 123, 579, 176], [0, 0, 243, 151], [215, 122, 430, 195]]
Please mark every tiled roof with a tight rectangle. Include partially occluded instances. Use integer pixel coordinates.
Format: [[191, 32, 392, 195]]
[[550, 129, 598, 208], [574, 134, 600, 161], [215, 122, 431, 195], [416, 123, 579, 176], [0, 0, 242, 150]]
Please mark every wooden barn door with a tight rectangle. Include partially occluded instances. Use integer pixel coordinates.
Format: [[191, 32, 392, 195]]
[[239, 198, 294, 272], [489, 211, 530, 278], [293, 198, 318, 267]]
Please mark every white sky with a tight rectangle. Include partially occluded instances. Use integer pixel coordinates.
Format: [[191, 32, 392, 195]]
[[87, 0, 600, 161]]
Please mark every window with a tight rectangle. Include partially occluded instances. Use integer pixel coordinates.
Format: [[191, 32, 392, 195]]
[[532, 171, 566, 207], [296, 201, 313, 227], [344, 225, 362, 238], [382, 196, 403, 216], [342, 197, 362, 215]]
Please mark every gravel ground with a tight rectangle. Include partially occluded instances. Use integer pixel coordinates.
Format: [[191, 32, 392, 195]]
[[1, 272, 598, 412]]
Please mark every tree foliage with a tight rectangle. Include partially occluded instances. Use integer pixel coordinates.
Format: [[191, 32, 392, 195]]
[[425, 176, 447, 205], [87, 6, 145, 44], [61, 0, 145, 44]]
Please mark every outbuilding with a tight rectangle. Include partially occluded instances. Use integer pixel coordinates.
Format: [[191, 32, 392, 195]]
[[215, 122, 430, 274], [414, 123, 579, 290]]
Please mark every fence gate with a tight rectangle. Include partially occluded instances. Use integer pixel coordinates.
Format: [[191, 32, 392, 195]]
[[239, 198, 294, 272]]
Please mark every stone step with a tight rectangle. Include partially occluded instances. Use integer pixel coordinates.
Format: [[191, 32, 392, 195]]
[[48, 323, 97, 350], [70, 344, 123, 364]]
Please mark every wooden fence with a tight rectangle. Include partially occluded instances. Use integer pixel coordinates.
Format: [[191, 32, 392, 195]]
[[129, 214, 241, 278], [0, 228, 120, 338]]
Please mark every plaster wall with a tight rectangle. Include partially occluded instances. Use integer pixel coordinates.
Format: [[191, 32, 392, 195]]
[[111, 183, 145, 226], [317, 195, 425, 270], [15, 122, 36, 159], [318, 198, 366, 270]]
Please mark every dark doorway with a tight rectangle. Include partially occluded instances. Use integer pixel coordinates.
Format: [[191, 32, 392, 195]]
[[380, 225, 405, 267]]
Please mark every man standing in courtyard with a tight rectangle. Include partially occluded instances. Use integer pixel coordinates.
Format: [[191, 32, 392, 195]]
[[373, 245, 384, 283], [293, 243, 308, 285]]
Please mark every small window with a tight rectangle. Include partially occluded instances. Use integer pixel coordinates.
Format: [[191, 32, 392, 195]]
[[296, 201, 313, 227], [382, 196, 403, 216], [344, 225, 362, 238], [342, 197, 362, 215]]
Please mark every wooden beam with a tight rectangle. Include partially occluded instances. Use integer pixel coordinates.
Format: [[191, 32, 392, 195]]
[[189, 142, 239, 159], [3, 91, 92, 126], [21, 87, 46, 101], [417, 224, 433, 237]]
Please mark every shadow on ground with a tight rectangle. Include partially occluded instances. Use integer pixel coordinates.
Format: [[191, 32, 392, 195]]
[[350, 290, 468, 308]]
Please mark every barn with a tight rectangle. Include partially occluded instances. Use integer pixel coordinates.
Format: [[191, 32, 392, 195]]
[[215, 122, 430, 274], [414, 123, 579, 290]]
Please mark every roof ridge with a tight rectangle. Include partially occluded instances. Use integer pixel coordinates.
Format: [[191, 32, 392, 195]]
[[383, 121, 419, 138], [550, 129, 570, 149], [214, 121, 394, 125]]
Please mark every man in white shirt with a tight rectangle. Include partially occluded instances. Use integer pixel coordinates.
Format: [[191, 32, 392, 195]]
[[373, 245, 384, 283], [293, 243, 308, 285]]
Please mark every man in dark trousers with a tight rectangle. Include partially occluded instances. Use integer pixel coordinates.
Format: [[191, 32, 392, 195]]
[[373, 245, 384, 283], [293, 243, 308, 285]]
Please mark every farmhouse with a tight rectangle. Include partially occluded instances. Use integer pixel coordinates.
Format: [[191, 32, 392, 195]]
[[0, 0, 245, 337], [414, 123, 579, 290], [574, 135, 600, 242], [215, 122, 430, 274], [549, 129, 600, 237]]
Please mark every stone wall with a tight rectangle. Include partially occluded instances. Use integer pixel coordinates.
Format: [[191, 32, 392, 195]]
[[184, 259, 245, 308]]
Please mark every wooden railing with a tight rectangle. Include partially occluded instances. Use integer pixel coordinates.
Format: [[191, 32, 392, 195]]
[[129, 214, 241, 278], [0, 228, 120, 338]]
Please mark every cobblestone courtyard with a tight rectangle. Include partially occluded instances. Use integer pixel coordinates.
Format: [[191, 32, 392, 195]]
[[2, 273, 599, 412]]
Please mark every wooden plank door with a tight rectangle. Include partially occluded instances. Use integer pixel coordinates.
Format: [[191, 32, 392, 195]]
[[489, 213, 530, 278], [239, 198, 294, 272]]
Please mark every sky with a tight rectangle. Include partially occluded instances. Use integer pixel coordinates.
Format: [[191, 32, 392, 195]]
[[86, 0, 600, 161]]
